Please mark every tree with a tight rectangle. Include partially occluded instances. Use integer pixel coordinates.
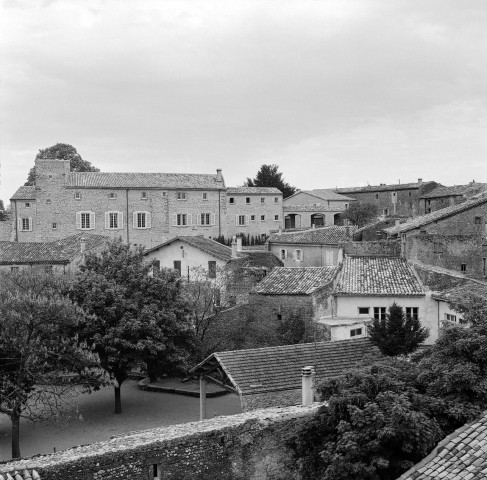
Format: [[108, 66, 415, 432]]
[[25, 143, 99, 186], [0, 271, 102, 459], [244, 164, 297, 198], [368, 302, 429, 357], [340, 202, 378, 227], [0, 199, 7, 221], [69, 239, 195, 413]]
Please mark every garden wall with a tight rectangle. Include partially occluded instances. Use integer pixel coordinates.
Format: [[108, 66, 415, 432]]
[[0, 404, 321, 480]]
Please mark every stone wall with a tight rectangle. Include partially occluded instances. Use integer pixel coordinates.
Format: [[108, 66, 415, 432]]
[[241, 390, 303, 411], [412, 263, 468, 291], [0, 220, 13, 241], [0, 404, 321, 480], [341, 240, 401, 257]]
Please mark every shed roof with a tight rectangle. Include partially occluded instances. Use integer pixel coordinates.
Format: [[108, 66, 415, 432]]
[[384, 196, 487, 235], [191, 338, 376, 396], [66, 172, 224, 189], [11, 185, 36, 200], [336, 257, 424, 296], [253, 266, 339, 295], [226, 187, 282, 194], [397, 411, 487, 480], [268, 226, 355, 245]]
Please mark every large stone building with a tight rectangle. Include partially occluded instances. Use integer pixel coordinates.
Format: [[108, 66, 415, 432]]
[[10, 159, 283, 248], [335, 179, 440, 217]]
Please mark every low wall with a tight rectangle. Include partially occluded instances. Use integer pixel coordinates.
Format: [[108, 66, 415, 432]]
[[0, 404, 321, 480]]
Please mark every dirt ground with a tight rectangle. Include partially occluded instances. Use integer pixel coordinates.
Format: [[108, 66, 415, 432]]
[[0, 379, 242, 461]]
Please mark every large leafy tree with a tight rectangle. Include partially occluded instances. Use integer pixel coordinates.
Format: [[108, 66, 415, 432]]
[[25, 143, 99, 186], [340, 202, 378, 227], [244, 164, 297, 198], [69, 240, 195, 413], [368, 302, 429, 356], [0, 271, 102, 459]]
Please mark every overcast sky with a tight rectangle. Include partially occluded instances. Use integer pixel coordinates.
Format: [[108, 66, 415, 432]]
[[1, 0, 486, 203]]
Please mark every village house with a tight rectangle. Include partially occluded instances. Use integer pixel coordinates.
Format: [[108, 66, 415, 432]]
[[267, 225, 355, 267], [283, 189, 355, 229], [384, 195, 487, 279], [0, 233, 108, 273], [225, 187, 283, 238], [335, 179, 440, 217]]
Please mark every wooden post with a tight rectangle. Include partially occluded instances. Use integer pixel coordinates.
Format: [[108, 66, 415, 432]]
[[199, 374, 207, 420]]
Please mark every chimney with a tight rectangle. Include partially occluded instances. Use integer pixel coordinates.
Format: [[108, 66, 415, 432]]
[[418, 178, 423, 185], [80, 236, 86, 253], [236, 236, 243, 252], [302, 366, 315, 406], [231, 236, 238, 258], [216, 169, 223, 182]]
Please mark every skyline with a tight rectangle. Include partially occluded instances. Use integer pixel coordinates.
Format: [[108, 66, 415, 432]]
[[1, 0, 486, 203]]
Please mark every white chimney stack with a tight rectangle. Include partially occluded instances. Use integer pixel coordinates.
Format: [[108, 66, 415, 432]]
[[418, 178, 423, 184], [236, 236, 243, 252], [231, 236, 238, 258], [302, 366, 315, 406], [216, 169, 223, 182], [80, 236, 86, 253]]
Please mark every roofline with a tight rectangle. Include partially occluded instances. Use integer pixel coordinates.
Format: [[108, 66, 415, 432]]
[[336, 181, 437, 194], [65, 186, 222, 191], [0, 260, 70, 265], [284, 190, 355, 203], [334, 292, 425, 297]]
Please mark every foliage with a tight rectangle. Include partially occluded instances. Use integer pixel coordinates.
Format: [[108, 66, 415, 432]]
[[368, 302, 429, 356], [340, 202, 378, 227], [69, 239, 195, 413], [0, 199, 8, 221], [244, 164, 297, 198], [213, 233, 268, 247], [0, 271, 102, 459], [25, 143, 99, 185], [447, 293, 487, 326]]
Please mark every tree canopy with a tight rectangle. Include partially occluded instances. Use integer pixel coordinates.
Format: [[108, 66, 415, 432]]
[[244, 164, 297, 198], [69, 240, 195, 413], [25, 143, 99, 186], [368, 302, 429, 357], [340, 202, 378, 227]]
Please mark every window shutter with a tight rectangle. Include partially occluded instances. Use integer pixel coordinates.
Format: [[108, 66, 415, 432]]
[[235, 215, 239, 225], [133, 212, 137, 228], [90, 212, 95, 230], [211, 213, 216, 226], [172, 214, 178, 226], [301, 250, 304, 261], [28, 218, 33, 231], [17, 218, 22, 231], [105, 212, 109, 229], [246, 215, 250, 225], [195, 214, 200, 226], [285, 250, 288, 260], [146, 212, 152, 228], [76, 212, 82, 230], [118, 212, 124, 229], [187, 214, 193, 226]]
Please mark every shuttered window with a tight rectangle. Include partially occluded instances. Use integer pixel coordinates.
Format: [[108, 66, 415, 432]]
[[76, 212, 95, 230]]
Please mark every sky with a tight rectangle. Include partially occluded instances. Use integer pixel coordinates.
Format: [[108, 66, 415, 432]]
[[1, 0, 486, 203]]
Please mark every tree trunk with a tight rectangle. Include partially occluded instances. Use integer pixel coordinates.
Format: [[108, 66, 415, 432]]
[[114, 384, 122, 414], [11, 411, 21, 459]]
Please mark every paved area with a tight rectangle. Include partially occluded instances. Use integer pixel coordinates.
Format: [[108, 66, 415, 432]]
[[0, 379, 242, 460]]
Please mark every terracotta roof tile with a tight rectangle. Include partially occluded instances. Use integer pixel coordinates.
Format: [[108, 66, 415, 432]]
[[336, 181, 437, 194], [421, 183, 487, 199], [227, 251, 283, 270], [10, 186, 36, 200], [398, 412, 487, 480], [226, 187, 282, 194], [253, 266, 339, 295], [268, 226, 356, 245], [304, 189, 356, 201], [432, 281, 487, 303], [191, 338, 376, 395], [384, 196, 487, 235], [336, 257, 424, 296], [66, 172, 224, 189]]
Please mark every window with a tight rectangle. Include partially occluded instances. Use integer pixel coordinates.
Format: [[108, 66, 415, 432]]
[[350, 328, 363, 337], [383, 209, 389, 216], [375, 193, 379, 199], [19, 217, 32, 231], [52, 222, 58, 230], [295, 249, 303, 261], [277, 314, 282, 321], [345, 204, 349, 210], [105, 212, 123, 230], [199, 213, 214, 226], [475, 216, 482, 225], [246, 197, 250, 204], [229, 197, 235, 204], [133, 211, 151, 229], [10, 266, 19, 273], [434, 242, 443, 254], [274, 197, 279, 203], [260, 197, 265, 204], [405, 307, 419, 320], [74, 192, 81, 200], [483, 257, 486, 276], [152, 260, 161, 275], [48, 174, 53, 179], [46, 199, 51, 204], [177, 214, 188, 226], [274, 215, 279, 221], [461, 263, 467, 272], [358, 307, 370, 315], [444, 313, 457, 322], [202, 192, 208, 201], [250, 215, 256, 221], [173, 261, 181, 276], [373, 307, 386, 320], [409, 192, 412, 197], [25, 202, 30, 208], [237, 215, 247, 226], [409, 202, 413, 209], [43, 265, 53, 274], [109, 192, 116, 199], [76, 211, 95, 230], [208, 261, 216, 279], [260, 215, 265, 221], [141, 191, 148, 199], [152, 462, 161, 479], [177, 192, 186, 200], [280, 249, 287, 260], [426, 208, 432, 214]]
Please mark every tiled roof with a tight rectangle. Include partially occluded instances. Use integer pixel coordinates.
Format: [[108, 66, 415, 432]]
[[336, 181, 436, 194], [384, 196, 487, 235], [0, 234, 108, 265], [226, 187, 282, 194], [420, 183, 487, 199], [335, 257, 424, 296], [284, 189, 355, 203], [253, 266, 339, 295], [191, 338, 376, 395], [145, 236, 242, 262], [11, 185, 36, 200], [268, 226, 356, 245], [397, 411, 487, 480], [0, 469, 41, 479], [431, 280, 487, 303], [228, 251, 283, 270], [66, 172, 224, 189]]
